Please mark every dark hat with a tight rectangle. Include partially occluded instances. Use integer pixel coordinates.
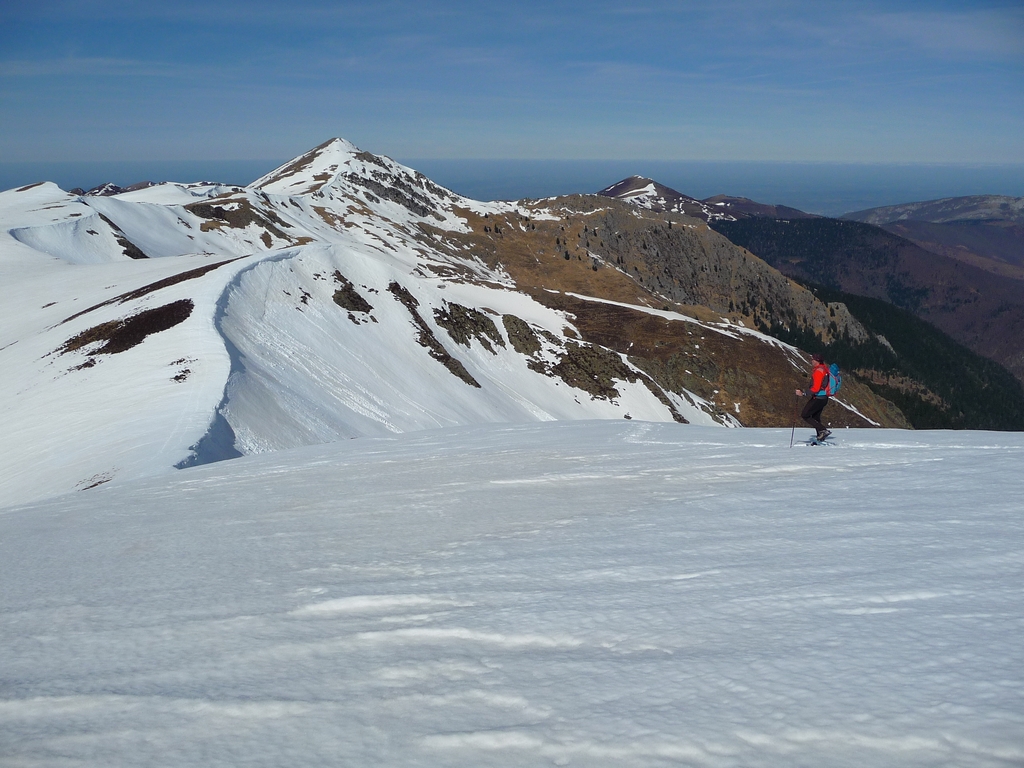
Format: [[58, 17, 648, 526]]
[[811, 353, 824, 363]]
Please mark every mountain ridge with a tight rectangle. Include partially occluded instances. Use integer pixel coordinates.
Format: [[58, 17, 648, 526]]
[[597, 175, 819, 221], [843, 194, 1024, 227], [842, 194, 1024, 281]]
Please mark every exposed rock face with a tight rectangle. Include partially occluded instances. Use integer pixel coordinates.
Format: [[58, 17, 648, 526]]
[[406, 190, 900, 428], [387, 282, 481, 388], [429, 194, 870, 346], [433, 303, 505, 353], [92, 213, 148, 259]]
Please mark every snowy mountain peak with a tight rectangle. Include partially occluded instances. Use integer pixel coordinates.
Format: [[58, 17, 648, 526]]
[[598, 176, 737, 222], [249, 137, 466, 228], [85, 182, 127, 197], [251, 138, 360, 194]]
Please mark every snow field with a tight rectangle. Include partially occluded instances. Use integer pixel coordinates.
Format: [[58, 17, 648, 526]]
[[0, 252, 253, 507], [1, 422, 1021, 767]]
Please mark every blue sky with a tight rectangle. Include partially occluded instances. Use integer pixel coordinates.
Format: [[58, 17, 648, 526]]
[[1, 0, 1022, 164]]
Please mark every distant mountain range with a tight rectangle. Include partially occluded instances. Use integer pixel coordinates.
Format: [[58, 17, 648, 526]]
[[70, 180, 160, 197], [845, 195, 1024, 227], [708, 214, 1024, 377], [843, 195, 1024, 280], [713, 192, 1024, 374]]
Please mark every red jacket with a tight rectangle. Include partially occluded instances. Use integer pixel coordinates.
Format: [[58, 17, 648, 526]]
[[808, 362, 830, 397]]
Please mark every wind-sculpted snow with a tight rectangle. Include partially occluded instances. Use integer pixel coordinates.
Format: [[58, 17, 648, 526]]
[[10, 211, 145, 264], [210, 244, 700, 458], [1, 422, 1022, 766], [0, 253, 246, 508]]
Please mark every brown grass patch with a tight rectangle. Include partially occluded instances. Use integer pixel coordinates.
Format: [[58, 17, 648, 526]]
[[61, 300, 194, 356]]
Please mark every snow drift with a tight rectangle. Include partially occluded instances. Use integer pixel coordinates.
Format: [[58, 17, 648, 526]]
[[1, 422, 1021, 766]]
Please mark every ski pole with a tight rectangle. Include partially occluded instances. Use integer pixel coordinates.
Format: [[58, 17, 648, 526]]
[[789, 393, 800, 448]]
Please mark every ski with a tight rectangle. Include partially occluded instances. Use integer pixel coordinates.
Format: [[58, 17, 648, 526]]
[[803, 437, 836, 446]]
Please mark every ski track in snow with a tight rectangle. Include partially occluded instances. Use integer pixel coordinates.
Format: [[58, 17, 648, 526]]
[[1, 421, 1022, 767]]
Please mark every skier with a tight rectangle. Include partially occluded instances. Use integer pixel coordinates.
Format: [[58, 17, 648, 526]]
[[795, 353, 832, 442]]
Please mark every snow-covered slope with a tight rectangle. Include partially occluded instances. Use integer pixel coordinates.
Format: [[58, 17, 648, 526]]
[[2, 140, 759, 509], [2, 421, 1021, 766], [212, 243, 697, 459]]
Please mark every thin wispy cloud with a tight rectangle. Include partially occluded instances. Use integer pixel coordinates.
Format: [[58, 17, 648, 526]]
[[1, 0, 1021, 163], [0, 57, 184, 78], [866, 8, 1024, 59]]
